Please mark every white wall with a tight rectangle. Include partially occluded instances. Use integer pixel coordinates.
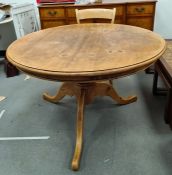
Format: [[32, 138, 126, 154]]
[[1, 0, 172, 39], [154, 0, 172, 39]]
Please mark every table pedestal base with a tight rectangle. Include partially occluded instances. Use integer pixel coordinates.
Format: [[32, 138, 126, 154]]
[[43, 81, 137, 170]]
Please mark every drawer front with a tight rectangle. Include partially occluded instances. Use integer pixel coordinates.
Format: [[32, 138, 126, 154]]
[[41, 20, 66, 29], [67, 6, 124, 18], [127, 4, 154, 15], [39, 8, 65, 18], [127, 17, 153, 30]]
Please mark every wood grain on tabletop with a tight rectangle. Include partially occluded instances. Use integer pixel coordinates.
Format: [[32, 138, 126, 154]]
[[6, 24, 166, 81]]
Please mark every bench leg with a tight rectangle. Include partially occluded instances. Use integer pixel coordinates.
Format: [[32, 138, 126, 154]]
[[152, 68, 167, 96], [164, 89, 172, 127], [152, 70, 159, 95]]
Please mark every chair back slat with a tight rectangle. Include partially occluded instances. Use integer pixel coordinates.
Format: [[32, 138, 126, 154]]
[[75, 8, 116, 24]]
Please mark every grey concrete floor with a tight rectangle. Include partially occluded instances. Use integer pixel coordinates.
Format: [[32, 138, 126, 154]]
[[0, 64, 172, 175]]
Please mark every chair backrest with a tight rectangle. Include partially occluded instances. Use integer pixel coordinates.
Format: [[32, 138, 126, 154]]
[[75, 8, 116, 24]]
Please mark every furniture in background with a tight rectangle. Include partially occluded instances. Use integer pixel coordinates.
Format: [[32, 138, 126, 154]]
[[38, 0, 157, 73], [7, 24, 166, 170], [1, 3, 39, 77], [0, 3, 11, 22], [75, 8, 116, 24], [0, 18, 13, 59], [0, 5, 18, 76], [152, 41, 172, 129], [75, 7, 116, 85], [12, 3, 39, 39], [0, 4, 15, 53], [38, 0, 156, 30]]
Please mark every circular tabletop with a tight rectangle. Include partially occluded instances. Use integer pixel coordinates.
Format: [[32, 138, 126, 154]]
[[7, 24, 166, 82]]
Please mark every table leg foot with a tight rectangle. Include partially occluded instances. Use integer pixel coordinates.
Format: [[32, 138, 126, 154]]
[[43, 83, 74, 103], [71, 89, 85, 171], [107, 86, 137, 105], [43, 92, 65, 103], [85, 82, 137, 105]]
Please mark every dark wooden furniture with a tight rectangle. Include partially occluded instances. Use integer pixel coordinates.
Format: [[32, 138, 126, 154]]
[[7, 24, 165, 170], [38, 0, 157, 30], [0, 51, 19, 77], [153, 42, 172, 129]]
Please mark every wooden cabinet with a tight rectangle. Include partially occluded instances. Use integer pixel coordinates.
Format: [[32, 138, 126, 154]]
[[38, 0, 156, 31], [126, 2, 156, 30]]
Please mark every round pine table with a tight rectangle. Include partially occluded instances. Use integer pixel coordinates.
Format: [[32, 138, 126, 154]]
[[6, 24, 166, 171]]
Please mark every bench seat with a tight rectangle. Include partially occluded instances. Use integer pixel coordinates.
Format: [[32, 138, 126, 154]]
[[153, 40, 172, 129]]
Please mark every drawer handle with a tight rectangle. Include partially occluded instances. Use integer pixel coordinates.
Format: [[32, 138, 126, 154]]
[[48, 11, 57, 16], [135, 7, 145, 13]]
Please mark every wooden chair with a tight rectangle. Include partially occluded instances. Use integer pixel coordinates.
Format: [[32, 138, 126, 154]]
[[75, 8, 116, 24], [75, 8, 116, 85]]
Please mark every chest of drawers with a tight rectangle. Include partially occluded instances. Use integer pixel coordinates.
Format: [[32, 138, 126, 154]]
[[38, 0, 156, 30]]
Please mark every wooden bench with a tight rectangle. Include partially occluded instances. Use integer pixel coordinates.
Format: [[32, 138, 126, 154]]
[[153, 41, 172, 129]]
